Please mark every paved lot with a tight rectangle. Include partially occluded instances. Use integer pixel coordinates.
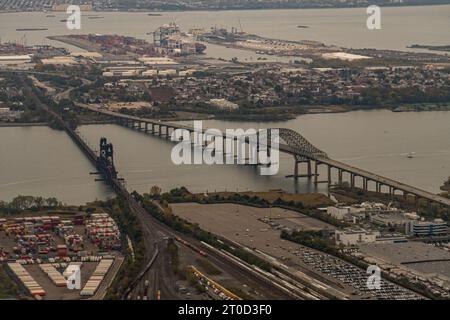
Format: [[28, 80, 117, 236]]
[[360, 242, 450, 279], [24, 262, 99, 300], [171, 203, 348, 289], [359, 242, 450, 265], [170, 202, 422, 299], [171, 203, 334, 234]]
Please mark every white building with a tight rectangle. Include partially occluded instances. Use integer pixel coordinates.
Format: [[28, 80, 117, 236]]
[[138, 56, 178, 66], [158, 69, 177, 76], [326, 206, 351, 220], [142, 69, 158, 77], [335, 228, 379, 246], [209, 99, 239, 111]]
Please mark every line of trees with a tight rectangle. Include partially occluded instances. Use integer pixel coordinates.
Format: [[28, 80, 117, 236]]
[[99, 196, 146, 300], [0, 195, 61, 214]]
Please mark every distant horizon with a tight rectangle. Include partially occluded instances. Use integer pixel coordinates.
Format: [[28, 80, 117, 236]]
[[1, 1, 450, 14]]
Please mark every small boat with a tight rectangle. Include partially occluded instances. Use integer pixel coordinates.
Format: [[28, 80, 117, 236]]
[[16, 28, 48, 31], [407, 152, 415, 159]]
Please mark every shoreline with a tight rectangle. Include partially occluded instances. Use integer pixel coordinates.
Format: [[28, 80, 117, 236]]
[[2, 106, 450, 127], [0, 122, 48, 127]]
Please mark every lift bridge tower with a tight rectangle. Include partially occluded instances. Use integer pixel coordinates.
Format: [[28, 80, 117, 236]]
[[92, 137, 124, 185]]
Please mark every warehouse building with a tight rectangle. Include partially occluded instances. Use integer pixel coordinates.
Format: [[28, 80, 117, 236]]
[[407, 219, 448, 237]]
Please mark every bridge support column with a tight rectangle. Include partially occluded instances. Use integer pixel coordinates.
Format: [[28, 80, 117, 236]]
[[165, 126, 169, 139], [350, 173, 355, 188], [338, 169, 343, 185], [314, 161, 319, 185], [158, 125, 162, 136], [151, 123, 154, 134], [389, 187, 394, 199], [144, 122, 149, 133], [327, 165, 331, 186], [376, 182, 381, 194], [291, 159, 313, 179], [363, 178, 368, 192], [307, 160, 312, 178]]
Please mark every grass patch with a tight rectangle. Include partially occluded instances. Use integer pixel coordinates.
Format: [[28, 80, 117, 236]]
[[0, 265, 18, 299]]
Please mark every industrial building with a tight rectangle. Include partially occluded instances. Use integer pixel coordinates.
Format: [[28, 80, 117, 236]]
[[326, 206, 352, 220], [407, 219, 448, 237], [335, 228, 379, 246]]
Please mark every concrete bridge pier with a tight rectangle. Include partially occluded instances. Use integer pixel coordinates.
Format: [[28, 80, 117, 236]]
[[158, 125, 162, 137], [376, 182, 381, 194], [291, 159, 312, 179], [327, 165, 331, 185], [363, 178, 368, 192], [338, 169, 343, 185], [314, 161, 319, 184], [389, 187, 395, 199], [350, 173, 355, 188]]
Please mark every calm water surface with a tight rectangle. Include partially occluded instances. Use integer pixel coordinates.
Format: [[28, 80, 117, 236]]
[[0, 5, 448, 60], [2, 110, 449, 204]]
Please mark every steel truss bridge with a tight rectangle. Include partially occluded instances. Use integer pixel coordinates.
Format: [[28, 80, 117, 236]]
[[77, 103, 450, 209]]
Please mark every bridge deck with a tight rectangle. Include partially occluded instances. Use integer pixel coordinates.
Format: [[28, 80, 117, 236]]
[[77, 103, 450, 208]]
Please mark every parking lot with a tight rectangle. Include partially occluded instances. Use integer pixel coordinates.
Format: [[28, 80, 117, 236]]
[[171, 202, 422, 300]]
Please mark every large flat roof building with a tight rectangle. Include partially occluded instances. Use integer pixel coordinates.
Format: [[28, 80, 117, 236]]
[[407, 219, 448, 237]]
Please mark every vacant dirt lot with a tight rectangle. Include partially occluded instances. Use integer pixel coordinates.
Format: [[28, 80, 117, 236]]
[[171, 203, 334, 235], [204, 191, 334, 208]]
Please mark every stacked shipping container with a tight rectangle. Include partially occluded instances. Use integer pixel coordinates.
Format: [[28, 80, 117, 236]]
[[85, 214, 121, 250], [39, 264, 67, 287], [80, 259, 113, 296], [7, 262, 46, 296]]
